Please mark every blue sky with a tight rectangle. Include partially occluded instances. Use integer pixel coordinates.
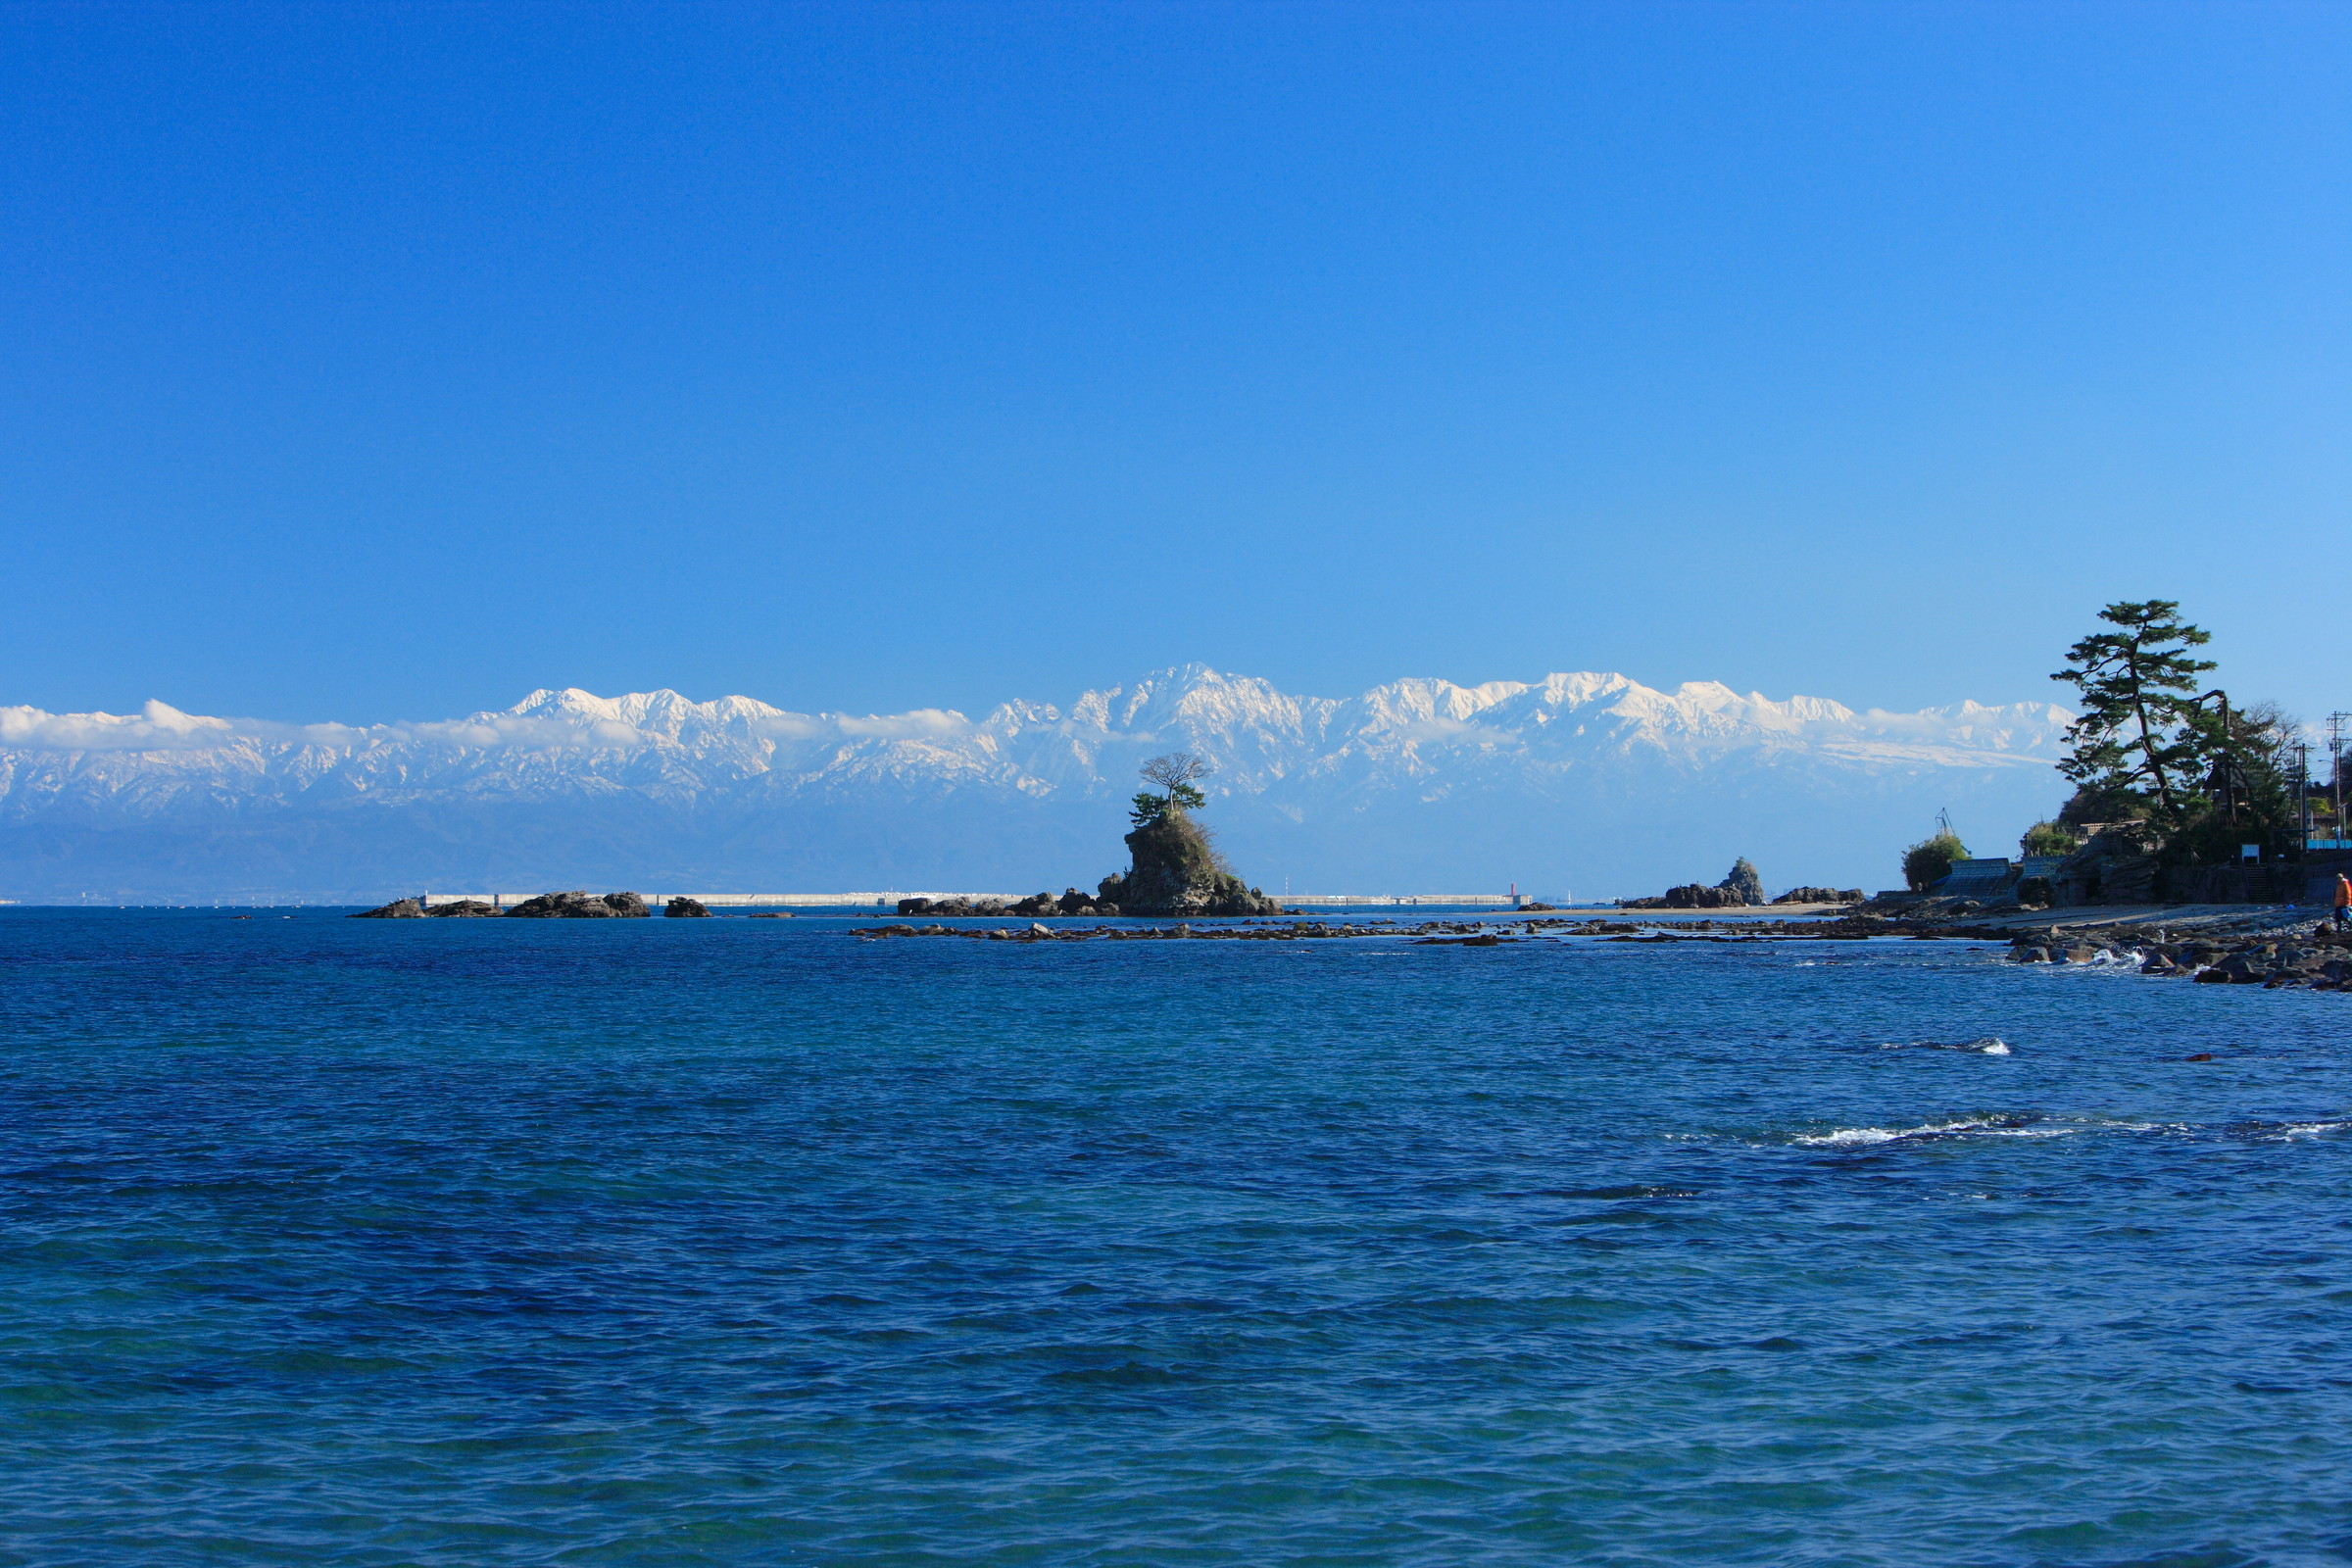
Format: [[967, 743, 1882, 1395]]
[[3, 2, 2345, 728]]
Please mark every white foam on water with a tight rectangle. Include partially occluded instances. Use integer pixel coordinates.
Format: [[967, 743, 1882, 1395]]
[[2279, 1120, 2350, 1139], [1795, 1126, 1905, 1147], [1789, 1113, 2220, 1149], [1793, 1115, 2052, 1148], [1878, 1037, 2012, 1054]]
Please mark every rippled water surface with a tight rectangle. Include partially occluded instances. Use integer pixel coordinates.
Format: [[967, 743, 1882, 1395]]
[[5, 909, 2351, 1566]]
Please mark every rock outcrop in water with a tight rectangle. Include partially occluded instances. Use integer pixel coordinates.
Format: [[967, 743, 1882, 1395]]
[[504, 890, 651, 918], [1718, 858, 1765, 906], [1620, 858, 1770, 909], [1098, 810, 1281, 917], [898, 889, 1117, 917], [663, 897, 711, 917], [352, 897, 425, 918], [1082, 752, 1282, 917], [2012, 924, 2352, 989], [353, 891, 648, 917]]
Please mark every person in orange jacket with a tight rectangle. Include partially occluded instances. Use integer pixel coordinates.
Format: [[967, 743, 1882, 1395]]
[[2336, 872, 2352, 930]]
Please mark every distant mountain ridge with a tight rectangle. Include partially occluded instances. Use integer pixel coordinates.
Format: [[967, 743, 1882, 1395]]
[[0, 664, 2072, 902]]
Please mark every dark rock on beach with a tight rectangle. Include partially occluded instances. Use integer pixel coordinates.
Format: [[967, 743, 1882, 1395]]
[[1772, 886, 1865, 906], [2005, 923, 2352, 991]]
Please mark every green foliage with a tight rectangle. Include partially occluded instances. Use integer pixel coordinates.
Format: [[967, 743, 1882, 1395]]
[[2056, 781, 2149, 827], [2161, 705, 2300, 864], [2046, 605, 2306, 868], [1129, 753, 1212, 826], [1902, 831, 1969, 892], [1128, 781, 1207, 827], [2020, 820, 2082, 858], [2051, 600, 2216, 819], [1108, 750, 1276, 915]]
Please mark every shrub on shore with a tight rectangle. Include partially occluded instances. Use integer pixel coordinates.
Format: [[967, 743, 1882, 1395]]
[[1902, 831, 1969, 892]]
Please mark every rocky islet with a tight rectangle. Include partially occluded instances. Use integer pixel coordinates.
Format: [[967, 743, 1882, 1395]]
[[352, 890, 655, 918]]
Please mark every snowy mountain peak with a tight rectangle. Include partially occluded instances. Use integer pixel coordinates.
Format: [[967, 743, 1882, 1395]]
[[0, 665, 2074, 900]]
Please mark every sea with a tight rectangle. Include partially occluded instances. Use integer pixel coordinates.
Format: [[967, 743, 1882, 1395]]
[[4, 907, 2349, 1567]]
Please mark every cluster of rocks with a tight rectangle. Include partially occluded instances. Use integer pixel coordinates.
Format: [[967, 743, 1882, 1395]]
[[2011, 925, 2352, 989], [1771, 886, 1866, 906], [1621, 858, 1775, 909], [854, 912, 1951, 946], [862, 917, 1523, 943], [1643, 884, 1751, 909], [508, 891, 651, 918], [352, 890, 656, 918], [897, 890, 1116, 918], [376, 898, 497, 918]]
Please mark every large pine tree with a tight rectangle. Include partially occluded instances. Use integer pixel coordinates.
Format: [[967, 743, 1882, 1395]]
[[2050, 601, 2217, 821]]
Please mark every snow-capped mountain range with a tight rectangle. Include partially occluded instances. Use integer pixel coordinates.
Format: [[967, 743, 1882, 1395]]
[[0, 664, 2072, 903]]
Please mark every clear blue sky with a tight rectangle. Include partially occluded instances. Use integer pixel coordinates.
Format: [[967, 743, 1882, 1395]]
[[3, 2, 2345, 727]]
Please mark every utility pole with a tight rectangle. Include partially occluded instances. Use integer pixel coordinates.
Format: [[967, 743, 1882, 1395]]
[[2293, 740, 2311, 853], [2332, 713, 2351, 848], [2190, 689, 2237, 828]]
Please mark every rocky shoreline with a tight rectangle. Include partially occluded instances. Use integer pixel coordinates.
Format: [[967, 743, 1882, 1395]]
[[349, 888, 2352, 990], [2000, 924, 2352, 989], [854, 912, 1979, 945], [351, 890, 711, 918], [847, 906, 2352, 991]]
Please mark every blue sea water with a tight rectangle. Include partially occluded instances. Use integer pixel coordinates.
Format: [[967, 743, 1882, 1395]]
[[3, 909, 2350, 1567]]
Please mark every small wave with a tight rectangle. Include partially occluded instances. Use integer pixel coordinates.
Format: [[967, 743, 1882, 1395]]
[[1793, 1114, 2050, 1148], [2278, 1120, 2350, 1140], [1879, 1037, 2011, 1054]]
